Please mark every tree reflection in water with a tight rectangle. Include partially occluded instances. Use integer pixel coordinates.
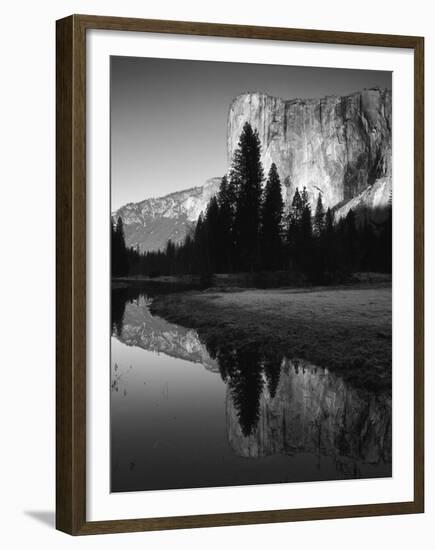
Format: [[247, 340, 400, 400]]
[[210, 344, 283, 436]]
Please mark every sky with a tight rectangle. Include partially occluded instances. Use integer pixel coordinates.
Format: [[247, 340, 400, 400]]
[[111, 56, 391, 210]]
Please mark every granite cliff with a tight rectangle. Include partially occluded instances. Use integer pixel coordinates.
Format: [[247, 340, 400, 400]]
[[228, 88, 391, 210], [114, 88, 392, 252]]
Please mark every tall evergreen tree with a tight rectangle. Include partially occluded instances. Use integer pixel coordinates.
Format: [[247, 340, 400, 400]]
[[286, 186, 310, 268], [228, 349, 264, 436], [325, 207, 334, 234], [112, 216, 129, 277], [300, 202, 313, 245], [193, 214, 209, 274], [217, 175, 235, 272], [378, 198, 392, 273], [204, 196, 220, 273], [313, 192, 325, 236], [165, 239, 176, 275], [286, 187, 303, 254], [290, 187, 303, 222], [343, 209, 358, 271], [263, 352, 282, 399], [323, 207, 338, 277], [231, 122, 264, 271], [260, 163, 284, 270], [300, 201, 316, 278], [301, 186, 310, 209]]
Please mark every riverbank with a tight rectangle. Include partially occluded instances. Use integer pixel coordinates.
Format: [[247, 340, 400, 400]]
[[113, 271, 391, 288], [150, 284, 392, 392]]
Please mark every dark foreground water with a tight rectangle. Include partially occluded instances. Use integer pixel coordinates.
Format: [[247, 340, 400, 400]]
[[111, 284, 392, 493]]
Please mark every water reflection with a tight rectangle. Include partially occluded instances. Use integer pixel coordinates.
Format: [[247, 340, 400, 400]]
[[111, 285, 392, 492], [226, 359, 391, 466]]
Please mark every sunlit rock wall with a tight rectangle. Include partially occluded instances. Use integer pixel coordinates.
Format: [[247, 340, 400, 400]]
[[227, 89, 392, 209]]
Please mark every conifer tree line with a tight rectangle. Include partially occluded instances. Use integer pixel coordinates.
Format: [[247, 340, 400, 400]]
[[113, 122, 392, 282], [111, 216, 129, 277]]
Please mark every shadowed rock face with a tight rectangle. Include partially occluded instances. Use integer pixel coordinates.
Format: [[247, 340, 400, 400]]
[[227, 89, 392, 209], [227, 359, 392, 465], [333, 176, 391, 223]]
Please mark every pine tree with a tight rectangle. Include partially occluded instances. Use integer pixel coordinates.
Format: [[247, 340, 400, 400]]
[[325, 207, 334, 234], [378, 196, 392, 273], [300, 203, 313, 244], [322, 207, 338, 277], [313, 193, 325, 236], [112, 216, 129, 277], [287, 187, 304, 230], [165, 239, 176, 274], [359, 217, 376, 271], [285, 187, 313, 277], [260, 163, 284, 270], [228, 349, 264, 436], [343, 209, 358, 271], [286, 187, 303, 251], [217, 175, 235, 272], [231, 122, 264, 271], [263, 353, 282, 398], [299, 201, 314, 278], [204, 196, 220, 273], [193, 214, 208, 274], [291, 187, 303, 221]]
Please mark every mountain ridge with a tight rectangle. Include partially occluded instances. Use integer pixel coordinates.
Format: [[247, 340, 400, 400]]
[[113, 177, 221, 252], [114, 87, 392, 252]]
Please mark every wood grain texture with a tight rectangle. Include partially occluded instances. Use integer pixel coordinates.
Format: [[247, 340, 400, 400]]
[[56, 15, 87, 535], [56, 14, 424, 536], [413, 37, 425, 514], [74, 13, 422, 48], [56, 16, 73, 534]]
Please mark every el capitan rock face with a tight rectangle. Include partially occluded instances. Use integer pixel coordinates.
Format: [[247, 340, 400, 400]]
[[227, 359, 392, 467], [228, 89, 392, 209], [114, 88, 392, 252]]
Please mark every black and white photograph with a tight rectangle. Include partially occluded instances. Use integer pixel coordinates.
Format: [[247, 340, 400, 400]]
[[110, 56, 392, 493]]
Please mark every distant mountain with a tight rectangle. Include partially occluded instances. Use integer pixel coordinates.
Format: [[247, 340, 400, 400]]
[[114, 88, 392, 253], [113, 177, 221, 252]]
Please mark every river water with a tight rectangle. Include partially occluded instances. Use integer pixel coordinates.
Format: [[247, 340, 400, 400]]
[[111, 284, 392, 493]]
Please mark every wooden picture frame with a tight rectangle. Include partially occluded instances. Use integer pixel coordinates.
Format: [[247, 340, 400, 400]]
[[56, 14, 424, 535]]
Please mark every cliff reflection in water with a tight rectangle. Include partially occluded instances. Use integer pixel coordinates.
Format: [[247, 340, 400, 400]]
[[226, 359, 391, 465], [111, 286, 391, 488], [208, 343, 391, 466]]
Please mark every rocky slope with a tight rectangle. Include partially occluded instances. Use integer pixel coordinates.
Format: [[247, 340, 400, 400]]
[[113, 177, 221, 252], [227, 359, 392, 466], [333, 176, 392, 223]]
